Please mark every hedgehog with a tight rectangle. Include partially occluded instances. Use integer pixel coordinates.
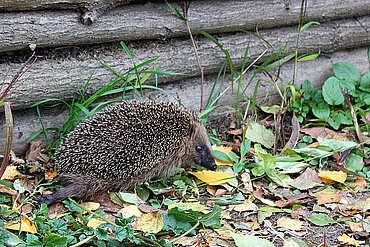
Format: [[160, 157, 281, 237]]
[[43, 101, 217, 205]]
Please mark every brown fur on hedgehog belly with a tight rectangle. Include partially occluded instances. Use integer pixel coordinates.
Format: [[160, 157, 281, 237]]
[[44, 101, 216, 205]]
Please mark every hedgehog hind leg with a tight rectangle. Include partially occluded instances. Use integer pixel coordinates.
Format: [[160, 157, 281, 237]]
[[42, 174, 103, 205]]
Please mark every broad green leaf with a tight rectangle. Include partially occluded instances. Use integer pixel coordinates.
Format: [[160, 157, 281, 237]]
[[200, 205, 222, 228], [332, 62, 361, 84], [322, 77, 344, 106], [312, 102, 330, 120], [43, 234, 68, 247], [344, 153, 364, 173], [307, 213, 336, 226], [360, 72, 370, 92], [231, 232, 274, 247], [291, 147, 331, 157], [318, 137, 357, 151]]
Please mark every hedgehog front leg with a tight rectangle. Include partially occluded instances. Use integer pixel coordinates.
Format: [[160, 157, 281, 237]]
[[41, 183, 87, 205]]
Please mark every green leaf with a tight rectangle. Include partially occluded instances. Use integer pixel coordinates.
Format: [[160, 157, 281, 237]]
[[213, 150, 233, 162], [298, 51, 320, 61], [332, 62, 361, 84], [43, 234, 68, 247], [94, 228, 109, 240], [231, 232, 274, 247], [200, 205, 222, 228], [307, 213, 336, 226], [300, 21, 320, 32], [318, 137, 357, 151], [344, 153, 364, 173], [322, 76, 344, 105], [312, 102, 330, 120], [360, 72, 370, 92], [245, 122, 274, 149]]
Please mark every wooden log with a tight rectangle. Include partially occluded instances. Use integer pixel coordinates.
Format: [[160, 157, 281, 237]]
[[1, 47, 368, 155], [0, 0, 369, 53], [1, 16, 369, 111]]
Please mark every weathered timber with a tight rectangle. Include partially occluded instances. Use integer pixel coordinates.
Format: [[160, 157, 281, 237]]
[[1, 16, 369, 111], [0, 0, 369, 53], [0, 47, 369, 155]]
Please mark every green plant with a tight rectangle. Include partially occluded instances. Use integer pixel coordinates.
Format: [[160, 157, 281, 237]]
[[290, 62, 370, 130]]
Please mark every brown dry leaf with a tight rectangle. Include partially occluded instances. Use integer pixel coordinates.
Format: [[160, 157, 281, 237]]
[[206, 185, 217, 195], [277, 217, 304, 231], [136, 212, 164, 233], [119, 205, 143, 218], [318, 170, 347, 184], [214, 188, 228, 197], [45, 169, 58, 183], [1, 166, 21, 180], [21, 204, 33, 215], [301, 127, 352, 141], [227, 129, 243, 135], [5, 217, 37, 233], [212, 145, 233, 166], [283, 112, 300, 150], [338, 234, 360, 246], [349, 223, 364, 232], [347, 197, 370, 212], [275, 193, 310, 208], [25, 140, 43, 161], [230, 202, 258, 212], [350, 177, 367, 193], [316, 193, 340, 205], [87, 218, 105, 229], [189, 170, 232, 185], [241, 170, 253, 193], [138, 204, 161, 214], [0, 185, 17, 196]]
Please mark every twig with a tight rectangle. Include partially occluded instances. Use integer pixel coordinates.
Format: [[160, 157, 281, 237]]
[[0, 103, 14, 183]]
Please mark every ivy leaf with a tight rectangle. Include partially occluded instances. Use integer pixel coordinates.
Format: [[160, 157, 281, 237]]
[[322, 77, 344, 106]]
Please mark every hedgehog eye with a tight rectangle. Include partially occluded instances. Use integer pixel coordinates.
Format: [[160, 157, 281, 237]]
[[196, 145, 203, 152]]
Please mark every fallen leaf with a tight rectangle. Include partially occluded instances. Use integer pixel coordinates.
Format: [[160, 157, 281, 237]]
[[277, 217, 304, 231], [338, 234, 360, 246], [119, 205, 143, 218], [25, 140, 43, 161], [206, 185, 217, 195], [301, 127, 352, 142], [81, 202, 100, 211], [283, 112, 300, 150], [318, 170, 347, 184], [241, 170, 253, 193], [45, 169, 58, 183], [350, 177, 367, 192], [214, 188, 228, 197], [245, 122, 274, 149], [231, 232, 274, 247], [230, 202, 258, 212], [349, 223, 364, 232], [87, 218, 105, 229], [168, 202, 205, 212], [347, 197, 370, 212], [136, 212, 164, 233], [227, 129, 243, 135], [283, 239, 300, 247], [5, 217, 37, 233], [1, 166, 21, 180], [189, 171, 232, 185], [212, 145, 233, 166], [316, 193, 340, 205]]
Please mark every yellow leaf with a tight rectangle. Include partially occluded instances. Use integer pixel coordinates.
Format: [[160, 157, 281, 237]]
[[81, 202, 100, 211], [338, 234, 360, 246], [212, 145, 233, 166], [168, 202, 205, 212], [87, 218, 105, 229], [5, 217, 37, 233], [119, 205, 143, 218], [277, 217, 303, 231], [316, 193, 340, 205], [1, 166, 21, 180], [136, 212, 164, 233], [230, 202, 258, 212], [318, 170, 347, 184], [189, 171, 232, 185]]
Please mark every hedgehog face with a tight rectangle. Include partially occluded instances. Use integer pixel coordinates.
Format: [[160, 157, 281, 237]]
[[189, 121, 217, 171]]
